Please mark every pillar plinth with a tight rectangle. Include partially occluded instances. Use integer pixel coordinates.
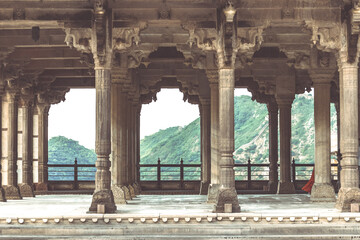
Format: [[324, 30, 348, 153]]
[[206, 69, 220, 203], [199, 98, 211, 195], [276, 97, 295, 194], [310, 74, 335, 202], [4, 92, 22, 200], [336, 62, 360, 211], [89, 67, 116, 213], [20, 99, 34, 197], [267, 99, 278, 193], [214, 68, 240, 213]]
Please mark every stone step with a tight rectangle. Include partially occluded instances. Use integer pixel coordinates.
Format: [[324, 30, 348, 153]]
[[0, 235, 356, 240], [1, 224, 360, 238]]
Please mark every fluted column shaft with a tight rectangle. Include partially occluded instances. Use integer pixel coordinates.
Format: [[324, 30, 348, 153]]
[[276, 98, 295, 194], [110, 83, 127, 204], [36, 103, 49, 192], [0, 94, 5, 202], [214, 68, 240, 212], [311, 76, 335, 202], [267, 100, 278, 193], [4, 92, 22, 199], [126, 97, 135, 198], [199, 98, 211, 195], [19, 100, 34, 197], [207, 70, 220, 203], [336, 62, 360, 211]]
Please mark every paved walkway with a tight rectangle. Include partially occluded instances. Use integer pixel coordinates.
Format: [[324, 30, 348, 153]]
[[0, 194, 341, 218]]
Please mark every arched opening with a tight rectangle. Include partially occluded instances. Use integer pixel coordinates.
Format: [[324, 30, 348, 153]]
[[47, 89, 96, 190], [140, 89, 200, 191]]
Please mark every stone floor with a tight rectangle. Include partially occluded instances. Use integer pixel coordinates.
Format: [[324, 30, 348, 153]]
[[0, 193, 341, 218], [2, 194, 360, 239]]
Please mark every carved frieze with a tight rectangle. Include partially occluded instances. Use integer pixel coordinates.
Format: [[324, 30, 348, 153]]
[[13, 8, 25, 20], [158, 1, 171, 20]]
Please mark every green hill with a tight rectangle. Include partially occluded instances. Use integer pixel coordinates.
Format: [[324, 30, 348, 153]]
[[140, 94, 337, 165], [48, 136, 96, 165], [48, 95, 337, 167]]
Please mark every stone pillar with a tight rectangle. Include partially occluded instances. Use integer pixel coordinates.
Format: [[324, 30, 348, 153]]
[[3, 92, 22, 199], [199, 98, 211, 195], [206, 69, 220, 202], [132, 101, 141, 195], [214, 68, 240, 213], [134, 104, 141, 193], [126, 98, 135, 198], [267, 99, 278, 193], [336, 62, 360, 211], [310, 74, 335, 201], [0, 94, 6, 202], [276, 97, 295, 194], [88, 67, 116, 213], [19, 99, 35, 197], [110, 83, 127, 204], [35, 103, 49, 192]]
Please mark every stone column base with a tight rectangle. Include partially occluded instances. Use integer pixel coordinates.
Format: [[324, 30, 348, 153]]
[[3, 185, 22, 200], [111, 185, 127, 204], [19, 183, 35, 197], [122, 186, 132, 200], [199, 181, 209, 195], [207, 184, 220, 203], [277, 181, 295, 194], [88, 190, 117, 213], [310, 183, 335, 202], [213, 187, 240, 213], [0, 188, 6, 202], [128, 184, 136, 198], [132, 182, 141, 195], [34, 183, 48, 192], [267, 181, 278, 193], [336, 187, 360, 212]]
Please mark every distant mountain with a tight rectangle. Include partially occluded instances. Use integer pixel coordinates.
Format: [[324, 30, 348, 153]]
[[48, 136, 96, 165], [140, 95, 338, 165]]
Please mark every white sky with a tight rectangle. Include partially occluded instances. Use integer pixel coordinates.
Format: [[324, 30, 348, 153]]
[[48, 88, 250, 149]]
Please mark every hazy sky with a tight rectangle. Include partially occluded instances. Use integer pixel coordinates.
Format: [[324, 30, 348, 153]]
[[48, 88, 249, 149]]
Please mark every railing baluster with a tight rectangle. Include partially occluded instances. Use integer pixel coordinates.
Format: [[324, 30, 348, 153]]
[[157, 158, 161, 189], [292, 158, 296, 184], [247, 158, 251, 189], [74, 158, 78, 190], [180, 158, 184, 189]]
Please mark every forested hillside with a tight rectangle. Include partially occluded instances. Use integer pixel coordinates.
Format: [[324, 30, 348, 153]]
[[140, 94, 337, 164], [48, 95, 337, 166], [48, 136, 96, 164]]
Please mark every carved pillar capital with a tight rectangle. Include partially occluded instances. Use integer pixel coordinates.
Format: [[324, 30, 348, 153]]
[[206, 69, 219, 86], [276, 96, 294, 108], [309, 69, 336, 85]]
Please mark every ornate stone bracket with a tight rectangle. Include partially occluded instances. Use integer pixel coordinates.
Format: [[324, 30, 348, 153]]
[[64, 28, 92, 53], [37, 87, 70, 106], [178, 77, 199, 105], [113, 22, 147, 51], [182, 18, 267, 69]]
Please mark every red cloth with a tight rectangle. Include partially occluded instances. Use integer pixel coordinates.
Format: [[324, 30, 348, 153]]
[[302, 169, 314, 193]]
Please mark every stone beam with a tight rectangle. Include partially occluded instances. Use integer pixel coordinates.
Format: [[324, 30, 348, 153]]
[[10, 47, 81, 60], [50, 77, 95, 88], [24, 58, 86, 70]]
